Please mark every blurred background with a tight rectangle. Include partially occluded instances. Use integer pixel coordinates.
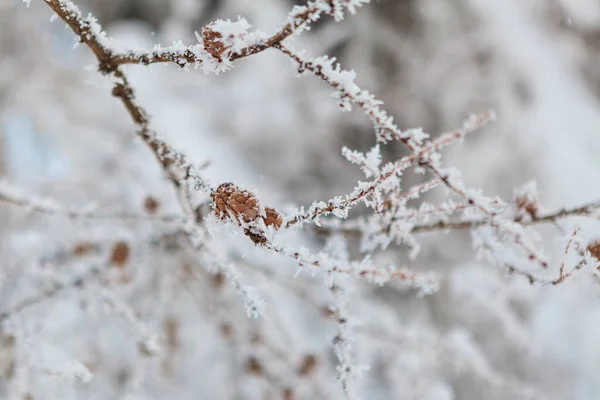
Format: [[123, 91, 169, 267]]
[[2, 0, 600, 399]]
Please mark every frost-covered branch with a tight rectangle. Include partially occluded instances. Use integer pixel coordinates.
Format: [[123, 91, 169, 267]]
[[110, 3, 321, 68], [0, 264, 101, 321], [311, 198, 600, 238], [109, 0, 368, 69], [43, 0, 210, 196], [276, 43, 552, 269], [0, 180, 181, 222], [209, 183, 438, 291], [324, 236, 364, 400], [262, 239, 438, 294], [276, 44, 431, 147], [285, 117, 491, 228]]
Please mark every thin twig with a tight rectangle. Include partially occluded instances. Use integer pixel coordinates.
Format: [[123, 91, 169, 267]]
[[0, 265, 101, 320], [311, 199, 600, 237], [0, 181, 181, 222]]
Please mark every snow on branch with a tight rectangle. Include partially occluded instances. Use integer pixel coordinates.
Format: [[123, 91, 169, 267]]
[[108, 0, 364, 70], [275, 43, 558, 273], [286, 113, 493, 228], [276, 45, 430, 147], [207, 182, 438, 290], [262, 239, 439, 294], [0, 180, 181, 222], [312, 198, 600, 239], [0, 264, 101, 321], [42, 0, 211, 196]]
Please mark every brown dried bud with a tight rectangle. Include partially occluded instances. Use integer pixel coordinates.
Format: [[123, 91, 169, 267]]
[[72, 242, 95, 257], [383, 198, 393, 211], [219, 323, 234, 339], [264, 207, 282, 230], [212, 272, 226, 288], [143, 196, 160, 215], [298, 354, 318, 376], [245, 356, 263, 376], [202, 27, 228, 60], [587, 241, 600, 261], [110, 241, 130, 267], [212, 182, 261, 225]]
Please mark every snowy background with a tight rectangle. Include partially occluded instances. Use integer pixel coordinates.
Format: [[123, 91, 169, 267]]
[[2, 0, 600, 399]]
